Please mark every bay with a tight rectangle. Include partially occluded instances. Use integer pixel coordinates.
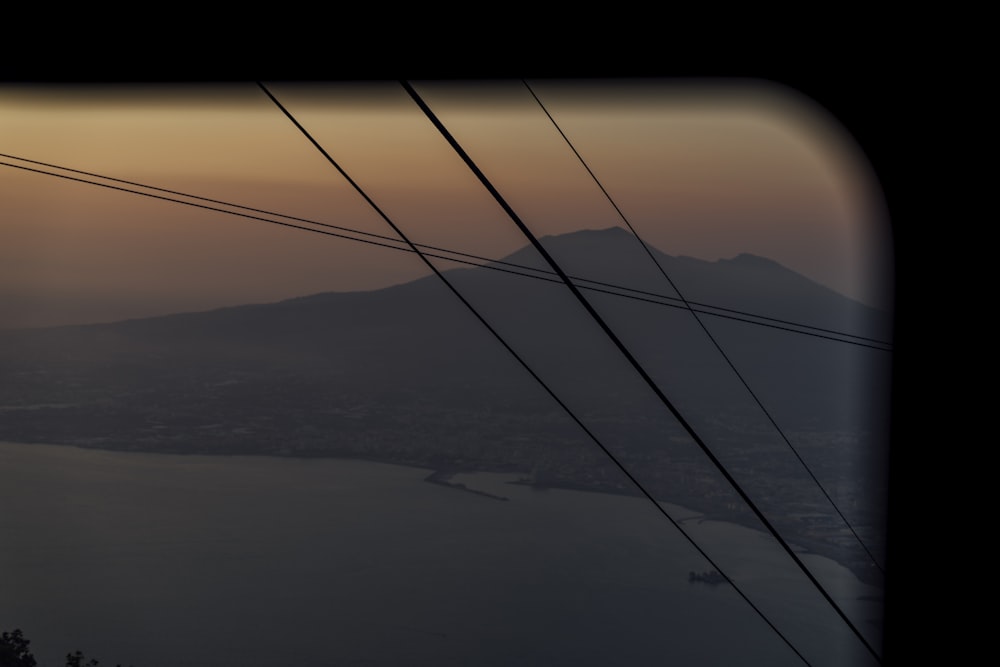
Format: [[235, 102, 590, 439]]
[[0, 442, 881, 666]]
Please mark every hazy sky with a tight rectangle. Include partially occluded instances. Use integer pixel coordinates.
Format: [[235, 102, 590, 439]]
[[0, 80, 893, 329]]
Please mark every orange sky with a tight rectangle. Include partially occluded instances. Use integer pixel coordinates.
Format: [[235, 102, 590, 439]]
[[0, 80, 892, 328]]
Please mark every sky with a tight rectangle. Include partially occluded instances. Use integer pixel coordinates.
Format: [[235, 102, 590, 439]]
[[0, 79, 893, 329]]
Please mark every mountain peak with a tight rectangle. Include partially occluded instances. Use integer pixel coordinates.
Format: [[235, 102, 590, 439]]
[[722, 253, 784, 269], [539, 226, 632, 243]]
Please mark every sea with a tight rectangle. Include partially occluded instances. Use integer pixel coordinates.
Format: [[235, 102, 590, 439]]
[[0, 441, 883, 667]]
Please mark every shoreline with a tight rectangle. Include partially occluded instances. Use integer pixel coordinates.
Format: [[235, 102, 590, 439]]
[[423, 469, 510, 501], [0, 439, 884, 590]]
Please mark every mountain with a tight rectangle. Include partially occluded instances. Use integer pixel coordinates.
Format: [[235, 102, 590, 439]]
[[0, 225, 892, 440], [0, 226, 891, 464]]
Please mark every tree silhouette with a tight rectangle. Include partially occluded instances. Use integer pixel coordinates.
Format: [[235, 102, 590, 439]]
[[64, 648, 129, 667], [0, 629, 36, 667], [64, 651, 98, 667], [2, 630, 131, 667]]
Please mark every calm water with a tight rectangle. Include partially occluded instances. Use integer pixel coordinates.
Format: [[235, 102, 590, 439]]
[[0, 442, 882, 666]]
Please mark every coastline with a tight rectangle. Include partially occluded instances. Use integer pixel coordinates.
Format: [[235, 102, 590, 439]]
[[0, 439, 884, 591], [423, 469, 510, 501]]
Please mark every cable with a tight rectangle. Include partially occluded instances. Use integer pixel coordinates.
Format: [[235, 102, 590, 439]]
[[401, 79, 882, 663], [257, 80, 815, 667], [0, 154, 891, 351], [523, 79, 885, 575], [0, 161, 419, 253]]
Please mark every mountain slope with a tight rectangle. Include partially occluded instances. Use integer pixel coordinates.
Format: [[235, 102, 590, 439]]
[[0, 226, 891, 451]]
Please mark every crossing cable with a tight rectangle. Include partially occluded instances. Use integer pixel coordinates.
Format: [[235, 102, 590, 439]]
[[523, 80, 886, 575], [401, 79, 882, 663], [0, 153, 891, 351], [256, 80, 814, 667]]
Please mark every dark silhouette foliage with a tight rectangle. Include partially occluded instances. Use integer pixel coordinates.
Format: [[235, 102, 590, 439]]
[[2, 630, 131, 667], [0, 630, 36, 667], [64, 648, 130, 667], [64, 652, 99, 667]]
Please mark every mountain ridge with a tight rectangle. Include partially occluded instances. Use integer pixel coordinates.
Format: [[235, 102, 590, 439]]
[[1, 226, 886, 336], [0, 225, 891, 434]]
